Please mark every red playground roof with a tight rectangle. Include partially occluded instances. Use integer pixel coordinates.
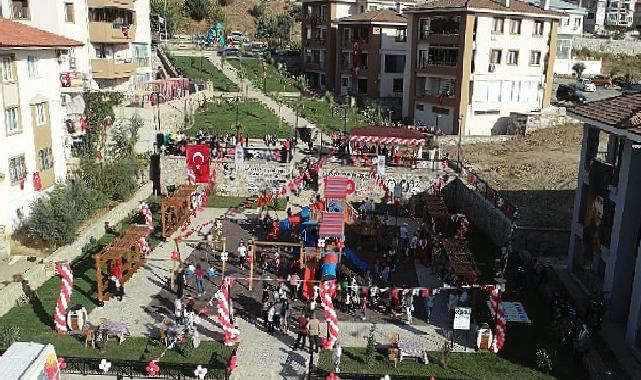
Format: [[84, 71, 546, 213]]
[[349, 127, 426, 145], [319, 212, 345, 238], [324, 176, 350, 199]]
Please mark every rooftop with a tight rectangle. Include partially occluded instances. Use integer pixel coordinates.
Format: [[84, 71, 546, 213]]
[[568, 93, 641, 138], [526, 0, 587, 14], [406, 0, 562, 17], [339, 9, 407, 23], [0, 18, 82, 48]]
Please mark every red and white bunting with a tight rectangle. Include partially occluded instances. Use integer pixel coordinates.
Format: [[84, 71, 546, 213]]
[[215, 278, 240, 346], [321, 280, 339, 349], [487, 285, 506, 352], [137, 236, 151, 256], [138, 201, 154, 230]]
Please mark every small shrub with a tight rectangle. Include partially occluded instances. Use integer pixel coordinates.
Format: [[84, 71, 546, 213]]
[[365, 323, 377, 364], [0, 325, 20, 350], [79, 158, 142, 202], [184, 0, 211, 21], [25, 183, 106, 248]]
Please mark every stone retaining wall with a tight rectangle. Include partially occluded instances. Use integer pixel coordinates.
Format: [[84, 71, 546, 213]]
[[572, 36, 641, 56], [0, 183, 152, 317]]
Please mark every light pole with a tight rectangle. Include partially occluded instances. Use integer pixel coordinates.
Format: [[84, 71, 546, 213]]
[[457, 114, 463, 173], [343, 106, 348, 136]]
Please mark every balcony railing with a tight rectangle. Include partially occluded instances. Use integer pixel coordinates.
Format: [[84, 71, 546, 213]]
[[91, 58, 135, 79], [417, 58, 458, 69], [89, 21, 136, 43], [60, 72, 87, 90], [87, 0, 134, 9]]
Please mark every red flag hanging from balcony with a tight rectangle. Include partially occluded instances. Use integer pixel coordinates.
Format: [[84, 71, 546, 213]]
[[352, 39, 361, 67]]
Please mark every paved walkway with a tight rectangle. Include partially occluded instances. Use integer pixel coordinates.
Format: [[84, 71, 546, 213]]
[[172, 49, 312, 131]]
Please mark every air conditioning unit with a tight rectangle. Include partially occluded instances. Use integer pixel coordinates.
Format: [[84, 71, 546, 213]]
[[69, 57, 77, 70], [57, 51, 68, 63], [488, 64, 496, 72]]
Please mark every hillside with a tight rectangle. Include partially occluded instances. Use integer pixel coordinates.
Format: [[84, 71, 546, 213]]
[[171, 0, 301, 40]]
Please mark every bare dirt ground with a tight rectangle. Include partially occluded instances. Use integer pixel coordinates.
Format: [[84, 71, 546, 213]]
[[444, 124, 584, 229]]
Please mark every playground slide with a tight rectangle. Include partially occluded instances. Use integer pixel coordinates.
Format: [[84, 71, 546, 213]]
[[302, 267, 316, 300], [344, 247, 369, 272]]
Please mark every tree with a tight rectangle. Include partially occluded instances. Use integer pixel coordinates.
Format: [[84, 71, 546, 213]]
[[365, 323, 377, 364], [209, 4, 225, 24], [184, 0, 211, 21], [151, 0, 180, 37], [248, 3, 265, 19], [572, 62, 586, 78]]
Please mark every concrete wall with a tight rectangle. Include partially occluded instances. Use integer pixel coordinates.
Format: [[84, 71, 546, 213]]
[[442, 177, 513, 247], [506, 107, 580, 136], [0, 183, 152, 318], [572, 36, 641, 55], [512, 227, 571, 257], [554, 58, 602, 76]]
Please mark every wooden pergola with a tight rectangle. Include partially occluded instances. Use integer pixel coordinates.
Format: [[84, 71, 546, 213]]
[[161, 184, 198, 237], [95, 225, 151, 303]]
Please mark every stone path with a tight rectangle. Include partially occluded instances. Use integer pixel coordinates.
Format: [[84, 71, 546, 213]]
[[172, 49, 312, 131]]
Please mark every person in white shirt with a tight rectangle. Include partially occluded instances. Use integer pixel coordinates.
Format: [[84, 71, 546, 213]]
[[332, 342, 342, 373], [174, 298, 183, 325], [409, 232, 418, 258], [237, 241, 247, 269]]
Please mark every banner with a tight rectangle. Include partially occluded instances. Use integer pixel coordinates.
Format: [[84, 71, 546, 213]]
[[376, 155, 385, 175], [185, 144, 211, 184]]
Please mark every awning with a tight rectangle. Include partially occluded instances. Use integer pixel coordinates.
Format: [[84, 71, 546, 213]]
[[319, 212, 345, 238], [349, 127, 426, 146]]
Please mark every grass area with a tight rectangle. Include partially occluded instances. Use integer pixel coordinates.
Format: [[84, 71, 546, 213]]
[[284, 98, 363, 133], [208, 195, 287, 211], [172, 55, 238, 92], [0, 196, 231, 371], [317, 348, 555, 380], [226, 57, 299, 93], [466, 228, 582, 380], [189, 100, 291, 138]]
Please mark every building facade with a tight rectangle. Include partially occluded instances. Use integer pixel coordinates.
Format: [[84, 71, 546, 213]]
[[582, 0, 636, 32], [0, 0, 152, 91], [336, 10, 407, 113], [0, 18, 81, 232], [566, 93, 641, 353], [301, 0, 415, 93], [403, 0, 560, 136]]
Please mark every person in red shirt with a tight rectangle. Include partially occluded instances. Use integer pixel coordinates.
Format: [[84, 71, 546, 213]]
[[293, 313, 308, 350], [195, 264, 206, 296]]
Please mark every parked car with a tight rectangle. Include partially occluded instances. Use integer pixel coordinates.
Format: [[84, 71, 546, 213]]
[[576, 78, 597, 92], [556, 85, 587, 103], [622, 84, 641, 95], [612, 76, 629, 87], [591, 75, 612, 88], [223, 47, 239, 57]]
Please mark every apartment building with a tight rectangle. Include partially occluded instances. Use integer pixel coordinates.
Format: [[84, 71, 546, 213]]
[[634, 1, 641, 30], [402, 0, 560, 136], [0, 18, 81, 232], [566, 93, 641, 353], [0, 0, 152, 91], [584, 0, 607, 32], [336, 10, 407, 112], [301, 0, 415, 92], [582, 0, 636, 32]]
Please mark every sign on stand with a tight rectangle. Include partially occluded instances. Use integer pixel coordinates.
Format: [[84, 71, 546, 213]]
[[453, 307, 471, 330], [234, 144, 244, 167], [376, 155, 385, 175]]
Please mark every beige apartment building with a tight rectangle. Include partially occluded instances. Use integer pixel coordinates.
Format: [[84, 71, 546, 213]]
[[403, 0, 561, 136]]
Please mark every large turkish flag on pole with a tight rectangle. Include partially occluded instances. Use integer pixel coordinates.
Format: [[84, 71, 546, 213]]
[[186, 144, 211, 184]]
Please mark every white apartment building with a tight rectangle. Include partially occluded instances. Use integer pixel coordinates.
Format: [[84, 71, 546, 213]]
[[583, 0, 636, 32], [403, 0, 561, 136], [0, 0, 153, 91], [0, 18, 81, 232]]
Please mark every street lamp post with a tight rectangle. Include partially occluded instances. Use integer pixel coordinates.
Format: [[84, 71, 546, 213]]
[[457, 114, 463, 173], [343, 106, 348, 136]]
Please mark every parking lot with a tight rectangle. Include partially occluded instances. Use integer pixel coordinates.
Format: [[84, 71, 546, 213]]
[[552, 78, 623, 104]]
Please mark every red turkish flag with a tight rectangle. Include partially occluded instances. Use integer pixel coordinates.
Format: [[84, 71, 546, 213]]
[[186, 144, 211, 184]]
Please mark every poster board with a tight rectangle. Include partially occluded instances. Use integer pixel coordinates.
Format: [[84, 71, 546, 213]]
[[453, 307, 471, 330]]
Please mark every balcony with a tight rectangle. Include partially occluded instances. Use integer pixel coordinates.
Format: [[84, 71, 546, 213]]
[[415, 89, 457, 106], [304, 15, 328, 26], [305, 38, 327, 48], [60, 72, 87, 92], [11, 3, 29, 19], [91, 58, 135, 79], [341, 39, 369, 50], [87, 0, 134, 9], [89, 21, 136, 43]]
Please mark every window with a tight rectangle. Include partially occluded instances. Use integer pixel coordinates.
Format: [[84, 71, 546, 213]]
[[490, 49, 502, 64], [360, 52, 368, 68], [64, 2, 74, 23], [507, 50, 519, 65], [5, 107, 20, 134], [357, 79, 368, 94], [341, 52, 351, 69], [38, 147, 53, 171], [35, 102, 47, 126], [393, 78, 403, 92], [426, 46, 458, 67], [9, 155, 26, 184], [492, 18, 505, 33], [563, 17, 570, 26], [11, 0, 29, 20], [384, 55, 405, 73], [556, 39, 571, 59], [342, 78, 349, 87], [416, 104, 424, 111], [529, 51, 541, 65], [432, 106, 449, 115], [395, 28, 407, 42], [574, 17, 581, 29], [419, 18, 430, 39], [27, 56, 38, 78], [510, 19, 521, 34], [2, 56, 13, 81], [533, 21, 544, 36], [343, 28, 353, 43]]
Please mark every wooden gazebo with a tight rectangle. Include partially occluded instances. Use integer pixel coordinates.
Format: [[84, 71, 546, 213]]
[[161, 184, 198, 237], [95, 225, 151, 303]]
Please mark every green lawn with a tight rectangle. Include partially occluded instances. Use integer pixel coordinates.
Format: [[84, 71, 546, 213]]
[[208, 195, 287, 211], [226, 57, 299, 93], [172, 55, 238, 92], [189, 100, 291, 138], [0, 196, 231, 371], [317, 348, 555, 380], [285, 98, 363, 133]]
